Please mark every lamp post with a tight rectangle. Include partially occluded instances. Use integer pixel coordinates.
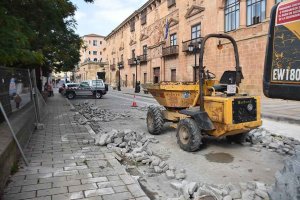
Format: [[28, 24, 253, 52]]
[[134, 57, 140, 93], [188, 43, 201, 82], [118, 63, 122, 91]]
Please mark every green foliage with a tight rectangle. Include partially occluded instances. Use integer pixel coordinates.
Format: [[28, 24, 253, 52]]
[[0, 0, 93, 72]]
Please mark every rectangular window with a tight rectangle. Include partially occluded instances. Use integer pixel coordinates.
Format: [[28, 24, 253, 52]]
[[224, 0, 240, 32], [170, 33, 177, 46], [93, 40, 97, 46], [191, 24, 201, 39], [89, 51, 91, 55], [130, 19, 135, 32], [171, 69, 176, 82], [143, 45, 147, 55], [132, 49, 135, 59], [247, 0, 266, 26], [141, 10, 147, 25], [167, 0, 176, 8], [113, 58, 115, 64], [100, 51, 102, 55], [100, 41, 102, 45], [121, 54, 124, 62], [93, 51, 97, 55]]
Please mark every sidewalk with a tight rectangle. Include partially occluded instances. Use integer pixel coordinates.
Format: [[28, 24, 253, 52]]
[[118, 87, 300, 124], [2, 94, 149, 200]]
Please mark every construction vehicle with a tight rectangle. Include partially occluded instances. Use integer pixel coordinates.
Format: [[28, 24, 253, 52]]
[[263, 0, 300, 101], [144, 34, 262, 152]]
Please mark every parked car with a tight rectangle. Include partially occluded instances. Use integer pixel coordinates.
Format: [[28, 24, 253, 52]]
[[65, 80, 107, 99], [61, 83, 79, 96]]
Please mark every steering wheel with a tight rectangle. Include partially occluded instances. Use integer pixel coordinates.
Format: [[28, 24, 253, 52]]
[[206, 70, 216, 80]]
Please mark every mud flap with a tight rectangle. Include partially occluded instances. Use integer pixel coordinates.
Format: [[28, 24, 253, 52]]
[[179, 109, 215, 131]]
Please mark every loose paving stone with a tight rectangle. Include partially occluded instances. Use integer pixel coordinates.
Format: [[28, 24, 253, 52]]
[[113, 185, 129, 193], [52, 179, 81, 187], [68, 183, 98, 193], [37, 187, 68, 197], [22, 183, 51, 192], [84, 187, 115, 197], [52, 191, 84, 200], [81, 177, 108, 184], [101, 191, 133, 200]]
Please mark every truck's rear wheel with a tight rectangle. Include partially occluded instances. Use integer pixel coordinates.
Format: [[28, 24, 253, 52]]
[[147, 106, 164, 135], [177, 118, 202, 152], [67, 92, 75, 99]]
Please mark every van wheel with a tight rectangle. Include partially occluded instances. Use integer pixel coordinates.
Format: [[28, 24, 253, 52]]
[[67, 92, 75, 99], [177, 118, 202, 152], [95, 92, 102, 99]]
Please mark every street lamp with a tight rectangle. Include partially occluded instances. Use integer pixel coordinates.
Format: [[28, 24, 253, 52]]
[[118, 63, 123, 91], [188, 43, 201, 82], [134, 57, 140, 93]]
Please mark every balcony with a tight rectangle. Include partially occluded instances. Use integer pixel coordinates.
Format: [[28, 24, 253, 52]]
[[138, 54, 147, 63], [167, 0, 176, 8], [182, 37, 203, 52], [117, 61, 124, 68], [128, 58, 136, 66], [110, 64, 116, 71], [162, 45, 179, 57]]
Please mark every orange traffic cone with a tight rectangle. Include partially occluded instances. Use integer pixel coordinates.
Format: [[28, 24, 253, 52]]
[[131, 95, 138, 107]]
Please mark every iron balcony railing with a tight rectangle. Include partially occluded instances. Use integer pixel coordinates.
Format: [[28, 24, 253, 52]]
[[128, 58, 136, 66], [182, 37, 203, 52], [138, 54, 147, 63], [117, 61, 124, 68], [162, 45, 179, 57]]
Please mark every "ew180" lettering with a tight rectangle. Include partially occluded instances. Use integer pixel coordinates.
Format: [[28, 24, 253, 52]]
[[272, 68, 300, 82]]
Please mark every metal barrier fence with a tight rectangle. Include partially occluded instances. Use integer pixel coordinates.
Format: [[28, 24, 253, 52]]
[[0, 67, 33, 123]]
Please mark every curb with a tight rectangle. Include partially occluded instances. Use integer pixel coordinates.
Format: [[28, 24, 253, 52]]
[[261, 114, 300, 125], [65, 98, 76, 111]]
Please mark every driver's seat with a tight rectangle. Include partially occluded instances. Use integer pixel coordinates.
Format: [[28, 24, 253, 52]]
[[212, 71, 237, 92]]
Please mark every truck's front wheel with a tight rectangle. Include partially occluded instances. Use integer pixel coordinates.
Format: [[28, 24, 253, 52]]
[[177, 118, 202, 152]]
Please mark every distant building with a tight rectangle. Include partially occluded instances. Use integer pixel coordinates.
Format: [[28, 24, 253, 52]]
[[76, 34, 108, 82], [104, 0, 287, 95]]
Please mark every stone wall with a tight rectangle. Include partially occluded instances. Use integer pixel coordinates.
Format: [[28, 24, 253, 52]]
[[0, 103, 36, 195]]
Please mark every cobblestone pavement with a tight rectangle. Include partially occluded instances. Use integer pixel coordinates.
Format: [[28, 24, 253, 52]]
[[2, 95, 149, 200]]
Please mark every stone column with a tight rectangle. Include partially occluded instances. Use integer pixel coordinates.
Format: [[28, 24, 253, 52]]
[[266, 0, 275, 20], [240, 0, 247, 28]]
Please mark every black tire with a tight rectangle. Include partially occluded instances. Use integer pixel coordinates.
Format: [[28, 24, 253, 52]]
[[176, 118, 202, 152], [67, 92, 75, 99], [95, 92, 102, 99], [147, 106, 164, 135], [226, 132, 248, 144]]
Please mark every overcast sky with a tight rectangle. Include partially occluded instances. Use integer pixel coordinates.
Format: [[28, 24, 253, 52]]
[[71, 0, 148, 37]]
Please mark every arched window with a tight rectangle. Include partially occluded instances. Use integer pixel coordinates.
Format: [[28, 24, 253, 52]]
[[224, 0, 240, 32], [93, 58, 97, 61], [247, 0, 266, 26]]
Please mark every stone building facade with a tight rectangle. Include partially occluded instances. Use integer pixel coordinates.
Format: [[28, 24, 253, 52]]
[[76, 34, 107, 82], [104, 0, 285, 95]]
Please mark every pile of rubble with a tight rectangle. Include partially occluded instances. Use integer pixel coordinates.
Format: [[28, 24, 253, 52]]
[[74, 101, 131, 124], [245, 128, 300, 155], [169, 180, 270, 200], [94, 129, 187, 179]]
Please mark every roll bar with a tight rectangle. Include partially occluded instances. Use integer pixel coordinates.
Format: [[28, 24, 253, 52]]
[[198, 33, 243, 112]]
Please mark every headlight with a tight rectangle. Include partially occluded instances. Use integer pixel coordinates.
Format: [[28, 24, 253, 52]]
[[247, 103, 253, 111]]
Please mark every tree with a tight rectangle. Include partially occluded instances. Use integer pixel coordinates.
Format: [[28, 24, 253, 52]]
[[0, 0, 94, 72]]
